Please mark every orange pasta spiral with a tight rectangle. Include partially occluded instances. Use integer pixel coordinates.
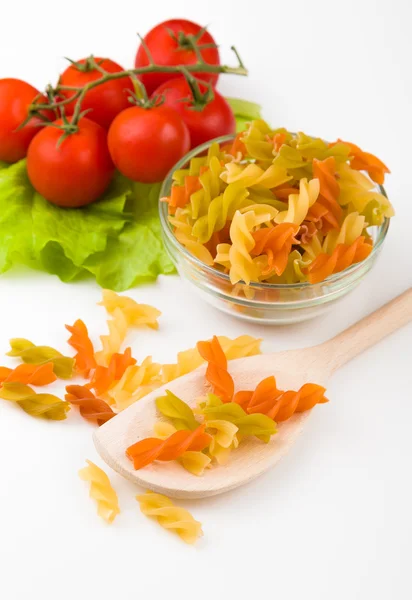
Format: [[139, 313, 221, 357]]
[[165, 175, 201, 214], [88, 347, 136, 396], [0, 363, 56, 386], [126, 424, 212, 470], [307, 235, 372, 284], [65, 319, 96, 378], [309, 157, 343, 230], [234, 376, 328, 421], [196, 336, 234, 403], [251, 223, 299, 276], [65, 385, 115, 426], [330, 139, 390, 184]]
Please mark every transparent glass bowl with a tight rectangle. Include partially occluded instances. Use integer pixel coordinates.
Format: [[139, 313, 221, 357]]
[[159, 136, 390, 324]]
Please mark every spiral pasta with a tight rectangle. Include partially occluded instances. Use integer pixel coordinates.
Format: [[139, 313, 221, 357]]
[[197, 336, 234, 403], [0, 363, 56, 386], [275, 178, 320, 225], [99, 290, 161, 330], [156, 390, 199, 431], [106, 357, 162, 410], [306, 235, 372, 284], [337, 163, 394, 222], [251, 223, 299, 277], [310, 157, 342, 229], [7, 338, 74, 379], [126, 424, 212, 470], [160, 335, 262, 385], [200, 394, 277, 442], [206, 420, 239, 465], [88, 347, 136, 396], [0, 382, 70, 420], [169, 210, 215, 266], [65, 319, 96, 378], [136, 492, 203, 544], [330, 139, 390, 184], [322, 212, 366, 254], [95, 307, 128, 367], [153, 422, 211, 475], [65, 385, 115, 426], [234, 377, 328, 421], [164, 120, 393, 285], [191, 182, 250, 243], [79, 460, 120, 524], [216, 210, 258, 284]]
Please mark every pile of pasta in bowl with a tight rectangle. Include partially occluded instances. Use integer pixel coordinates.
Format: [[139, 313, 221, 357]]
[[160, 120, 394, 323]]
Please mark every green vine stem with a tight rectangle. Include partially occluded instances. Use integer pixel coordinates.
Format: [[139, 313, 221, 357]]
[[26, 45, 248, 134]]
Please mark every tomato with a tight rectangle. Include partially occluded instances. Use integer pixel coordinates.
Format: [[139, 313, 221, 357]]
[[27, 117, 114, 207], [59, 58, 134, 130], [135, 19, 220, 95], [108, 105, 190, 183], [152, 77, 235, 149], [0, 79, 54, 163]]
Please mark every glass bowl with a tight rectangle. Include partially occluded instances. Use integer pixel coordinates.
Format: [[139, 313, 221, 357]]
[[159, 136, 390, 324]]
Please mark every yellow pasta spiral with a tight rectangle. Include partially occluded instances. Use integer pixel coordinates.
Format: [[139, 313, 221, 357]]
[[99, 290, 161, 329], [95, 307, 128, 367], [216, 210, 260, 284], [106, 357, 162, 410], [190, 156, 226, 219], [191, 182, 250, 243], [221, 161, 291, 189], [169, 210, 214, 266], [206, 420, 239, 465], [136, 492, 203, 544], [275, 178, 320, 225], [79, 460, 120, 524], [96, 291, 161, 366], [322, 211, 366, 253], [338, 163, 394, 219]]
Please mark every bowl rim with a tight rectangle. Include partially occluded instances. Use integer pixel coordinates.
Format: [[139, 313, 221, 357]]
[[159, 134, 390, 291]]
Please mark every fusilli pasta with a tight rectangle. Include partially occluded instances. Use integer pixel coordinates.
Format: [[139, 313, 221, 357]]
[[153, 421, 211, 476], [79, 460, 120, 523], [0, 363, 56, 386], [0, 382, 70, 420], [7, 338, 74, 379], [65, 319, 96, 378], [197, 336, 234, 403], [163, 120, 394, 285], [126, 424, 212, 470], [65, 385, 116, 425], [136, 492, 203, 544]]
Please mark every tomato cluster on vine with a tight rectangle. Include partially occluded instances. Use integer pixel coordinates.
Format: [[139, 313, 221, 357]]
[[0, 19, 243, 208]]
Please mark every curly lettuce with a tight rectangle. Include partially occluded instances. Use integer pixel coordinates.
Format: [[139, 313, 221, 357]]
[[0, 160, 175, 290]]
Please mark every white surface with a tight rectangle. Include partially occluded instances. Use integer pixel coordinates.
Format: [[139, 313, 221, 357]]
[[0, 1, 411, 599]]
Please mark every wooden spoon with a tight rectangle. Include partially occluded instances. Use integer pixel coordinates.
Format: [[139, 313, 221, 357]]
[[94, 288, 412, 499]]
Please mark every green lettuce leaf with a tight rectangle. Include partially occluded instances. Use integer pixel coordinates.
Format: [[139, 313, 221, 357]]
[[0, 160, 175, 290], [227, 98, 263, 132]]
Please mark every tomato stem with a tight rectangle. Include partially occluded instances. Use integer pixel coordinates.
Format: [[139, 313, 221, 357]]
[[28, 46, 248, 130]]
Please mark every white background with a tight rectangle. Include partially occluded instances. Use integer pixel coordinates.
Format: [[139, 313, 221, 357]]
[[0, 1, 411, 599]]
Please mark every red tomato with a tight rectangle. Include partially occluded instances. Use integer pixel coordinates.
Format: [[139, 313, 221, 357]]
[[135, 19, 220, 95], [59, 58, 134, 130], [27, 117, 114, 207], [0, 79, 53, 163], [108, 105, 190, 183], [152, 77, 235, 149]]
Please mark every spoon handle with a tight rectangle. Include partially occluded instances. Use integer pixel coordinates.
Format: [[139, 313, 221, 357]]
[[320, 288, 412, 373]]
